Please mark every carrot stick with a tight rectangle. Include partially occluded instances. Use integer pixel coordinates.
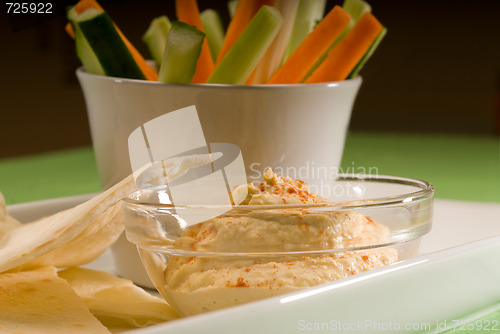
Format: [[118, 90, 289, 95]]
[[216, 0, 275, 65], [266, 6, 351, 84], [175, 0, 214, 83], [65, 23, 75, 39], [245, 70, 256, 84], [305, 12, 383, 83], [74, 0, 103, 13], [66, 0, 157, 81]]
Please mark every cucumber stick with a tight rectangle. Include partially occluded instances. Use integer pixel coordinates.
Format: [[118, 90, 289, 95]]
[[207, 5, 283, 85], [158, 21, 205, 84], [142, 16, 171, 67], [67, 7, 104, 76], [75, 27, 105, 76], [74, 8, 146, 79], [347, 26, 386, 78], [200, 9, 225, 62]]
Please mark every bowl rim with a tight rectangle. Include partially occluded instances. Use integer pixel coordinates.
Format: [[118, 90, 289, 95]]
[[122, 173, 435, 211], [75, 66, 363, 90]]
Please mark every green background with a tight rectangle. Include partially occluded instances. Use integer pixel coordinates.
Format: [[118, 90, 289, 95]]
[[0, 131, 498, 205]]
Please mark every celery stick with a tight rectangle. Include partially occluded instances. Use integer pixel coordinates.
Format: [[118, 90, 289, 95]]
[[252, 0, 299, 84], [142, 16, 171, 67], [200, 9, 225, 62], [227, 0, 238, 18], [347, 27, 386, 79], [158, 21, 205, 84], [343, 0, 371, 21], [283, 0, 326, 62], [207, 6, 283, 85]]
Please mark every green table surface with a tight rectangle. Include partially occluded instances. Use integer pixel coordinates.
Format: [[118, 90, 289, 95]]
[[0, 131, 498, 205], [0, 131, 499, 332]]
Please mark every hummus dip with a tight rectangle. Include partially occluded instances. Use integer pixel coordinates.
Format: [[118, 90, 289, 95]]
[[160, 169, 398, 316]]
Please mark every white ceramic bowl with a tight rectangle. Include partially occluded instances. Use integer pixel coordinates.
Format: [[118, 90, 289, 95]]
[[77, 68, 362, 190]]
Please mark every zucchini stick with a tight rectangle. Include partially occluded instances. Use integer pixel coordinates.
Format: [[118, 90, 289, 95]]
[[67, 0, 157, 80], [75, 8, 146, 80]]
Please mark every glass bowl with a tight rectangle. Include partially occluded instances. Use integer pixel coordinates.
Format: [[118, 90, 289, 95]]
[[123, 174, 434, 316]]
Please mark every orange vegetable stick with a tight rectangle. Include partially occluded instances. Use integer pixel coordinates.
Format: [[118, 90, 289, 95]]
[[65, 22, 75, 39], [266, 6, 351, 84], [216, 0, 274, 65], [66, 0, 158, 81], [305, 12, 383, 83], [175, 0, 214, 83], [245, 71, 256, 85], [75, 0, 103, 12]]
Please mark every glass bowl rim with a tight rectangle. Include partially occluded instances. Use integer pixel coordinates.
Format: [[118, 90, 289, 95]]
[[122, 174, 435, 211]]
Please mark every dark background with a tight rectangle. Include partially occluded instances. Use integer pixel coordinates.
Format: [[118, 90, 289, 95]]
[[1, 0, 499, 159]]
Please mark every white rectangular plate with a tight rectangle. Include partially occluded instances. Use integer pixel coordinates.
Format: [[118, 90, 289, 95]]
[[7, 197, 500, 333]]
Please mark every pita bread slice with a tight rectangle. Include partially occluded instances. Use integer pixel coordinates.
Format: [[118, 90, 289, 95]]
[[0, 266, 110, 333], [58, 267, 180, 332], [0, 192, 21, 238], [17, 202, 125, 270], [0, 174, 135, 273]]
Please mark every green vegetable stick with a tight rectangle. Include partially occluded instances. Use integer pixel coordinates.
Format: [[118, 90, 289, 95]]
[[207, 5, 283, 85], [142, 16, 171, 67], [200, 9, 225, 62], [67, 7, 105, 76], [75, 27, 106, 76], [343, 0, 372, 21], [347, 26, 387, 79], [282, 0, 326, 62], [76, 8, 145, 79], [227, 0, 239, 18], [158, 21, 205, 84]]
